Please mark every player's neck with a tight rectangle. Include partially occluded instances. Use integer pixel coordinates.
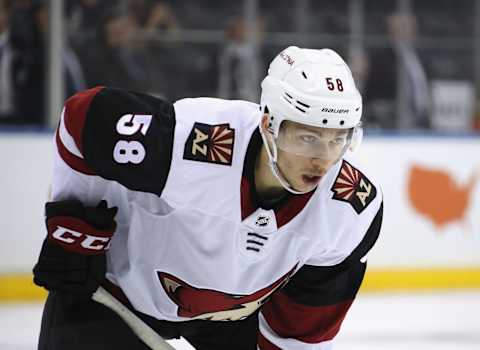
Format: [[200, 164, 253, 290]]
[[254, 146, 287, 201]]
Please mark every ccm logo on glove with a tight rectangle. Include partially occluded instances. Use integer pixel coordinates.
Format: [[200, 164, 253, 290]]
[[34, 200, 118, 295], [44, 199, 118, 255], [48, 218, 113, 253]]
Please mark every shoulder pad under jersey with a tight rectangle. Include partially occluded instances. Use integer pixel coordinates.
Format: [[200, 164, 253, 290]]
[[57, 86, 176, 195], [299, 154, 383, 267]]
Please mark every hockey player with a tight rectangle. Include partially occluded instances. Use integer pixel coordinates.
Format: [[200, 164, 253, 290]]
[[33, 46, 383, 350]]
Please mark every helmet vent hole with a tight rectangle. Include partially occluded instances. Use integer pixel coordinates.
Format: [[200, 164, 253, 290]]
[[297, 100, 310, 108], [283, 93, 294, 105], [295, 106, 306, 113], [322, 119, 328, 124], [340, 120, 345, 125], [302, 71, 307, 79], [283, 96, 293, 105]]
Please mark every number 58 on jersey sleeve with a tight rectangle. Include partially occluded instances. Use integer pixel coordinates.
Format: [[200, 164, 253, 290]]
[[56, 86, 176, 196]]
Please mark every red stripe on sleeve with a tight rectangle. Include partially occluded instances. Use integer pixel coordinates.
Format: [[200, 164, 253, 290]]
[[261, 291, 353, 344], [257, 332, 282, 350], [63, 86, 104, 153], [56, 130, 95, 175]]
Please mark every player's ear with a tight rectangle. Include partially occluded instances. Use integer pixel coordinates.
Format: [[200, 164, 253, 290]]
[[260, 113, 270, 133]]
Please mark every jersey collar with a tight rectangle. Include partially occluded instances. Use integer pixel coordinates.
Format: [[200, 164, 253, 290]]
[[240, 128, 314, 228]]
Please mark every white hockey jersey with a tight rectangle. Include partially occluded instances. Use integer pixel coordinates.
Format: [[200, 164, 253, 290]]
[[52, 86, 383, 349]]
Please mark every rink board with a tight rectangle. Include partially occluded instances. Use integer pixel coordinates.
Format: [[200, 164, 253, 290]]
[[2, 268, 480, 301], [1, 131, 480, 301]]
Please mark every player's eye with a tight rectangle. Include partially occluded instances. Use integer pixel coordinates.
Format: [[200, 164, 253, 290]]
[[330, 137, 345, 146], [299, 134, 317, 143]]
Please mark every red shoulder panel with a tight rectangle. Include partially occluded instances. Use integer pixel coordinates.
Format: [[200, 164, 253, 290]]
[[63, 86, 104, 153], [55, 130, 95, 175], [261, 291, 353, 343], [257, 332, 282, 350]]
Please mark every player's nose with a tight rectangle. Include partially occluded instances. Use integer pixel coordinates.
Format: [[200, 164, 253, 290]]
[[309, 158, 331, 175], [310, 157, 329, 168]]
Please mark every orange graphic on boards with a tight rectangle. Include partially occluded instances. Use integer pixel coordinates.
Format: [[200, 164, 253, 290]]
[[407, 165, 477, 228]]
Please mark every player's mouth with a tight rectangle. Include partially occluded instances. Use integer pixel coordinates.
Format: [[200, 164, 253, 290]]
[[302, 174, 322, 186]]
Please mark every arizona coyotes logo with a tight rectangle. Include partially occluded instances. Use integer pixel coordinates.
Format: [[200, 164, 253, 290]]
[[183, 122, 235, 165], [331, 160, 376, 214], [157, 264, 297, 321]]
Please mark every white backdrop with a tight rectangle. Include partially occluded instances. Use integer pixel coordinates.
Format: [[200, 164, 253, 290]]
[[1, 132, 479, 273], [0, 133, 53, 273], [358, 136, 480, 268]]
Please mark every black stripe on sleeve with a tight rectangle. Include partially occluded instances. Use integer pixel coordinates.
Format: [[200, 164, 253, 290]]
[[345, 202, 383, 264], [282, 259, 367, 306], [282, 203, 383, 306]]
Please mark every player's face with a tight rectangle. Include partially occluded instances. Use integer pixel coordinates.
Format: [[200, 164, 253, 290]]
[[276, 121, 351, 192]]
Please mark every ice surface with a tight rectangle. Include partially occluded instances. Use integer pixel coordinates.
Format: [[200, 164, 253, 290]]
[[1, 291, 479, 350]]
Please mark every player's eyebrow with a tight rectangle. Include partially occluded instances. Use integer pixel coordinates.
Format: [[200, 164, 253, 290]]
[[297, 125, 350, 137], [334, 129, 349, 136]]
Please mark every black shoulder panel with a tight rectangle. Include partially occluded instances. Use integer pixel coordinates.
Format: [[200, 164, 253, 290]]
[[82, 88, 176, 196], [282, 259, 366, 307], [282, 203, 383, 306], [345, 202, 383, 263]]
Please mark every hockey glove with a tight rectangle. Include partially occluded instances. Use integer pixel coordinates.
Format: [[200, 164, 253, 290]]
[[33, 200, 117, 296]]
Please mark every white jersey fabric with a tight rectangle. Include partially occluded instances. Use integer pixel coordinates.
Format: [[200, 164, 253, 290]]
[[52, 86, 383, 349]]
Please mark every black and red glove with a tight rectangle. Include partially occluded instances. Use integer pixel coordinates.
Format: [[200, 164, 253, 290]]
[[33, 199, 117, 296]]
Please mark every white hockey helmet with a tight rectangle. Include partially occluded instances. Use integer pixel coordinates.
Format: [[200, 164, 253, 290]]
[[259, 46, 363, 194]]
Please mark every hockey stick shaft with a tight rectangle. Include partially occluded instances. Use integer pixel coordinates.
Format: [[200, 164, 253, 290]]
[[92, 286, 176, 350]]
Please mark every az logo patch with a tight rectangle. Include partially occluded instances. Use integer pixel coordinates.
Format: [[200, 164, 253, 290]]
[[331, 160, 376, 214], [184, 123, 235, 166]]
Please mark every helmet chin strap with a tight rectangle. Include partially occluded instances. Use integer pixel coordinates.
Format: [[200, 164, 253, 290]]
[[259, 128, 313, 195]]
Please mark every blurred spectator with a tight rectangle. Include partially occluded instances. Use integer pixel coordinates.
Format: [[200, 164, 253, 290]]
[[363, 13, 430, 129], [218, 16, 262, 101], [126, 0, 183, 98], [8, 0, 46, 124], [348, 48, 369, 92], [474, 100, 480, 131], [8, 0, 86, 125], [77, 6, 152, 92], [129, 0, 179, 33], [68, 0, 110, 45], [126, 0, 217, 100], [0, 0, 15, 120]]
